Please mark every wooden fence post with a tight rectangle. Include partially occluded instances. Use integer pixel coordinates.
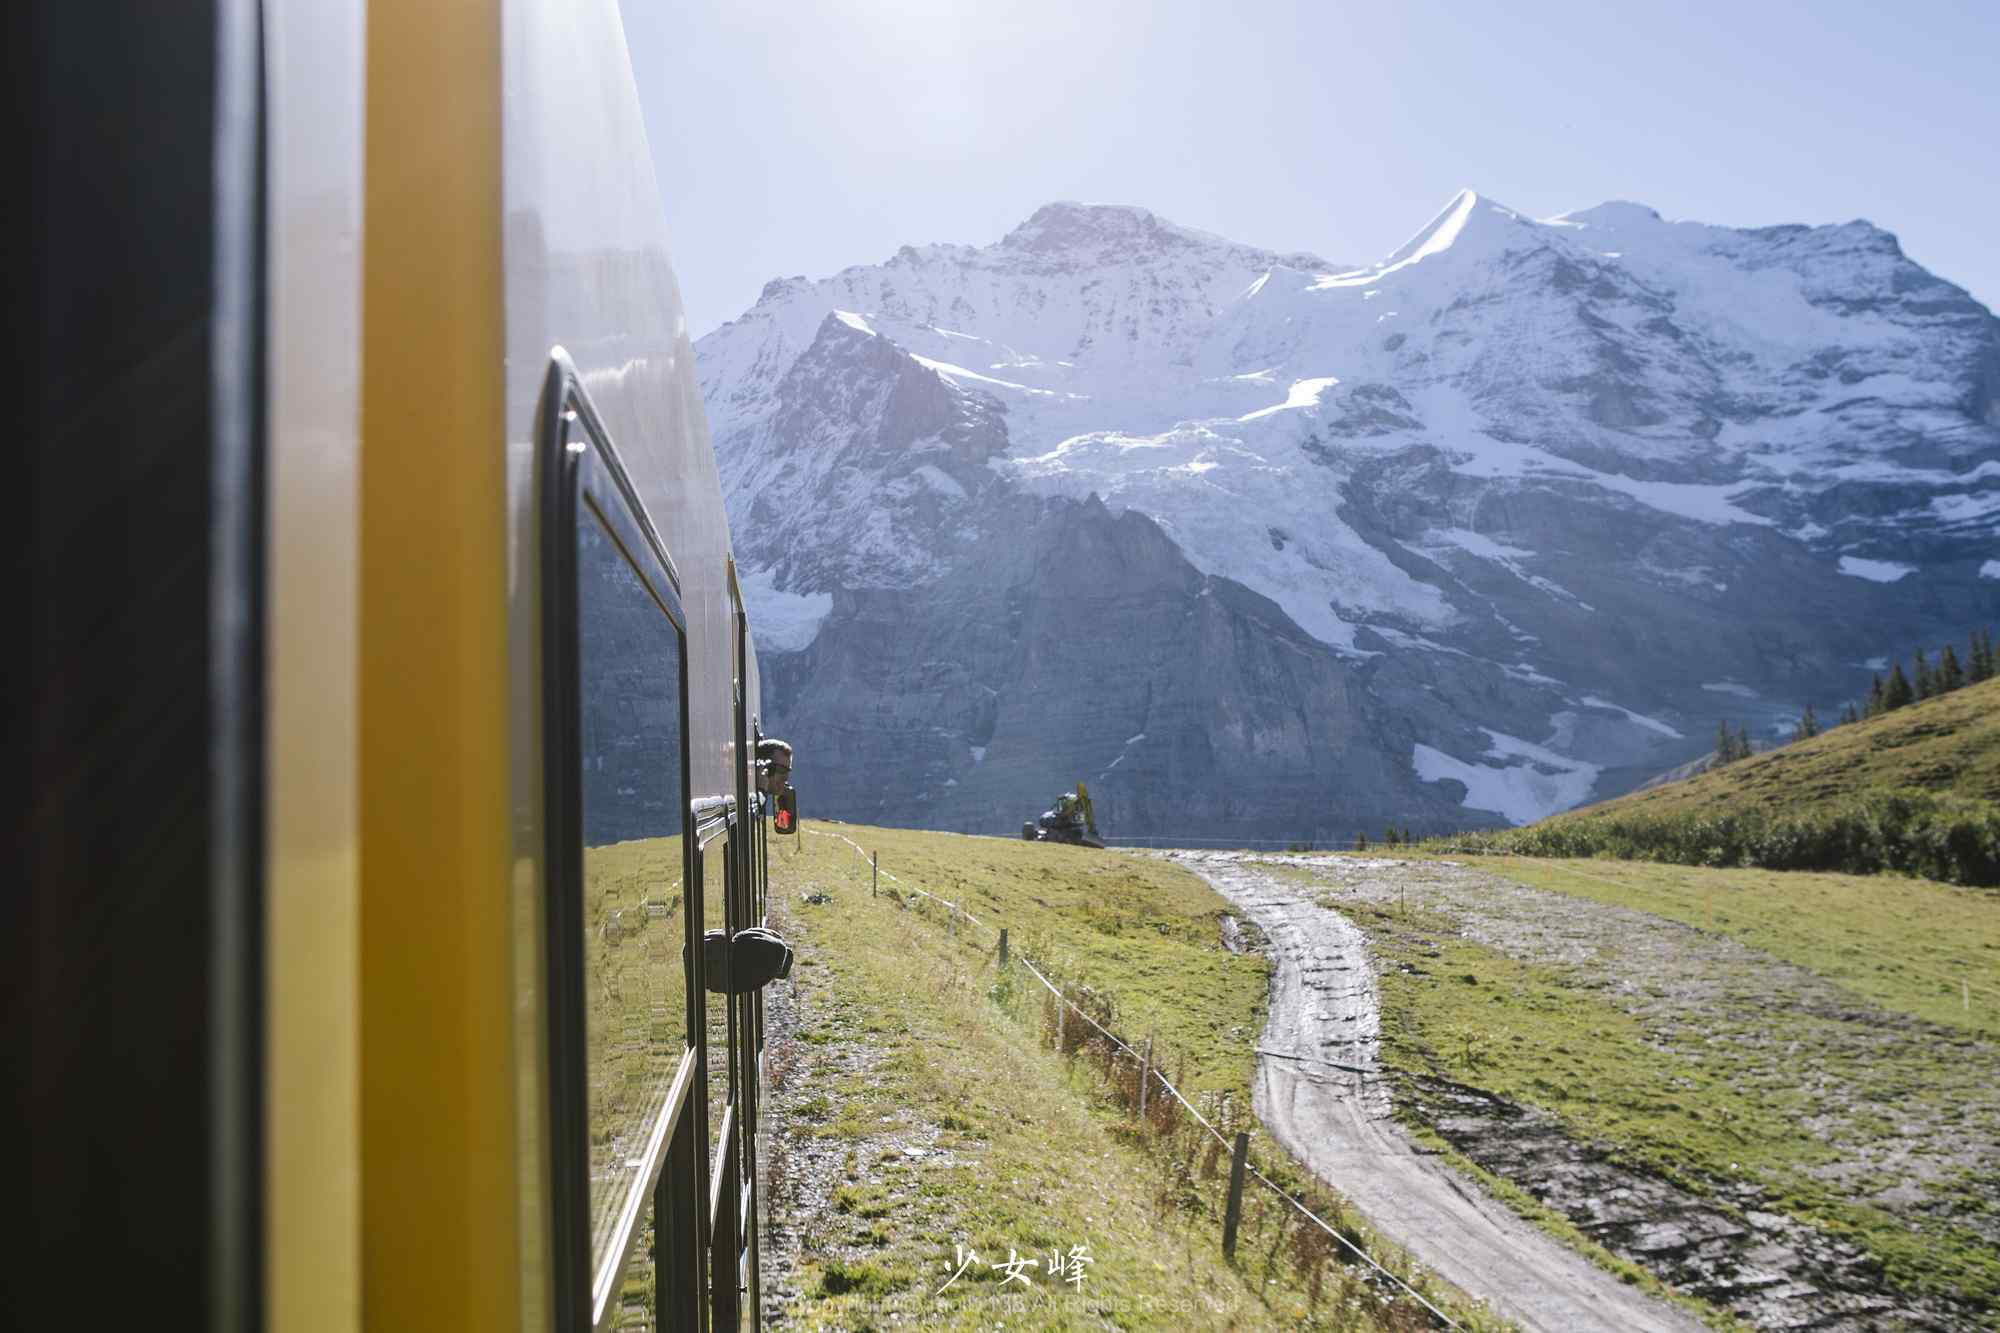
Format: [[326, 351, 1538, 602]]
[[1222, 1131, 1250, 1259], [871, 850, 878, 897], [998, 927, 1009, 966], [1055, 995, 1066, 1052], [1137, 1035, 1153, 1120]]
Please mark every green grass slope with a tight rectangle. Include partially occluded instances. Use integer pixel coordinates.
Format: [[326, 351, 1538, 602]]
[[1447, 677, 2000, 883], [1265, 853, 2000, 1325], [756, 824, 1503, 1331], [1600, 675, 2000, 819], [1463, 857, 2000, 1038]]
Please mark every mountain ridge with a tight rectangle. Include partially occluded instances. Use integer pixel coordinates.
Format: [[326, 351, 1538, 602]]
[[699, 193, 2000, 839]]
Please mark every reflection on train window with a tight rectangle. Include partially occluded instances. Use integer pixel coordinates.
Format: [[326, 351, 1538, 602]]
[[576, 505, 688, 1271]]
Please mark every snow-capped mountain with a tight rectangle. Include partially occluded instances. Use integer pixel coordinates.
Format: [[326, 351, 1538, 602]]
[[698, 193, 2000, 840]]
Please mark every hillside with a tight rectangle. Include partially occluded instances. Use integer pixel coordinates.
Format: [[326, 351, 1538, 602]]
[[755, 823, 2000, 1328], [699, 193, 2000, 842], [1247, 850, 2000, 1328], [1578, 674, 2000, 820], [755, 824, 1502, 1329], [1444, 676, 2000, 884]]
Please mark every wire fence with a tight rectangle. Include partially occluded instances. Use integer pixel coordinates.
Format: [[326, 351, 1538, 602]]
[[800, 826, 1467, 1329], [791, 821, 1997, 1325]]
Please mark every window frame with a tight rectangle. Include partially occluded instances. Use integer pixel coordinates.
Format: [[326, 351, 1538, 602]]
[[537, 351, 701, 1333]]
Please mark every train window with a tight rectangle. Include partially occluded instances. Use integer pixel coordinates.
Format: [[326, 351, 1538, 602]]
[[575, 505, 688, 1266], [540, 355, 698, 1330]]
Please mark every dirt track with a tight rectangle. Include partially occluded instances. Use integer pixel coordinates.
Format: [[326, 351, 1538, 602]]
[[1177, 851, 1706, 1333]]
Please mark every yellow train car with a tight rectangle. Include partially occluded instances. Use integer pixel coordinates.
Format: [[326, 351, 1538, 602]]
[[16, 1, 794, 1329]]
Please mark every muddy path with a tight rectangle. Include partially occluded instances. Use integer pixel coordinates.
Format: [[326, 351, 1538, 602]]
[[1176, 851, 1707, 1333]]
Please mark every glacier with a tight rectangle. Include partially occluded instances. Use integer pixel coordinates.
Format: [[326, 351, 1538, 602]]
[[698, 193, 2000, 841]]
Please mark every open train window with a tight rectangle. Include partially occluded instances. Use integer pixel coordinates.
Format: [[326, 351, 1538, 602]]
[[539, 353, 699, 1331]]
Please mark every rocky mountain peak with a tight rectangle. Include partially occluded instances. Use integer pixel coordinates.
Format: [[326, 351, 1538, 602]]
[[773, 310, 1007, 464], [1556, 199, 1665, 229], [700, 194, 2000, 840], [1002, 200, 1206, 254], [756, 274, 813, 305], [998, 200, 1338, 275]]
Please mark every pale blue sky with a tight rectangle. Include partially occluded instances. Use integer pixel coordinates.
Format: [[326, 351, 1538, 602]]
[[622, 0, 1999, 339]]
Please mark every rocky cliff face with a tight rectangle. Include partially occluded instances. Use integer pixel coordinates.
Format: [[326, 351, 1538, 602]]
[[757, 496, 1473, 842], [699, 193, 2000, 841]]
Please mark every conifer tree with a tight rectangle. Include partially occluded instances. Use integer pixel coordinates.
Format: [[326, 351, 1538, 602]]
[[1973, 628, 1996, 683], [1796, 702, 1820, 740], [1735, 723, 1752, 761], [1714, 718, 1735, 765], [1866, 674, 1885, 718], [1884, 662, 1915, 710], [1840, 702, 1860, 726], [1914, 648, 1934, 700], [1939, 644, 1965, 693]]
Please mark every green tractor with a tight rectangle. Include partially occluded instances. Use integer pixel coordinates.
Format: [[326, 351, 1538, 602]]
[[1022, 780, 1104, 848]]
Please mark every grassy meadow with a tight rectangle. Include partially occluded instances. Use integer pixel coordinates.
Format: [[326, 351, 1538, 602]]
[[746, 810, 2000, 1325], [1269, 852, 2000, 1325], [756, 824, 1503, 1331], [1455, 856, 2000, 1035]]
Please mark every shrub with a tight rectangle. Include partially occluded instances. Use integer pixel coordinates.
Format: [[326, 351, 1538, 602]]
[[1432, 788, 2000, 886]]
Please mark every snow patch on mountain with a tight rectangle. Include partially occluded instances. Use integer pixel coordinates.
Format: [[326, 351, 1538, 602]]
[[738, 566, 832, 652], [1838, 556, 1917, 582], [1931, 491, 2000, 524], [1413, 527, 1594, 609], [1008, 419, 1452, 649], [1098, 730, 1149, 779], [1313, 187, 1483, 289], [700, 192, 2000, 832], [1413, 729, 1603, 824], [907, 354, 1034, 394], [1580, 696, 1684, 738], [1239, 376, 1340, 421], [1425, 405, 1774, 526]]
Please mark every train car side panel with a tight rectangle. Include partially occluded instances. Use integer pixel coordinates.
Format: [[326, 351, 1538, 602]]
[[357, 1, 520, 1328]]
